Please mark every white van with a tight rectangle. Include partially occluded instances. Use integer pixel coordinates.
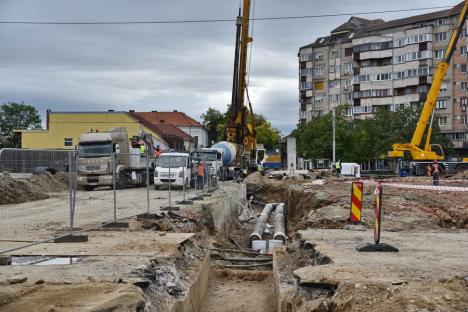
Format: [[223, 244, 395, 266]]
[[154, 152, 192, 190]]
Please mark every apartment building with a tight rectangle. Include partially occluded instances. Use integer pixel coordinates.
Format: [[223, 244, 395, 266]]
[[299, 17, 382, 120], [298, 2, 468, 154]]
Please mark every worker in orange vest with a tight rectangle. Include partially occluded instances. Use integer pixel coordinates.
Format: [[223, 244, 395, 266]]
[[154, 145, 161, 158], [196, 161, 204, 190], [430, 160, 441, 186]]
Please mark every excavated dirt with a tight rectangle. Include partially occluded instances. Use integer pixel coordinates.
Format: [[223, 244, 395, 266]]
[[201, 269, 276, 312], [0, 172, 68, 205]]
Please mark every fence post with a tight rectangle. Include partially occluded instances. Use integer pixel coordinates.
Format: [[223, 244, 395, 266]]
[[112, 152, 117, 222], [162, 154, 180, 211], [54, 151, 88, 243], [146, 150, 150, 214], [168, 155, 172, 207], [68, 151, 74, 236]]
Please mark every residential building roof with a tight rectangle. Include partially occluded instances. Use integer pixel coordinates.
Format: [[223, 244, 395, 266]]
[[300, 16, 385, 49], [128, 112, 194, 151], [354, 2, 464, 38], [131, 111, 203, 127]]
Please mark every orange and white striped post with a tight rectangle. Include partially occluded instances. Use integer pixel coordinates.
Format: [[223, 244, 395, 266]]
[[349, 182, 363, 223]]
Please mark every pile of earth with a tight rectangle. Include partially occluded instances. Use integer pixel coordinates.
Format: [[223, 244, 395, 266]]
[[0, 172, 68, 205]]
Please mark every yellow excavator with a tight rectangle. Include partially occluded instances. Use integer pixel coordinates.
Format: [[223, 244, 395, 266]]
[[389, 0, 468, 168]]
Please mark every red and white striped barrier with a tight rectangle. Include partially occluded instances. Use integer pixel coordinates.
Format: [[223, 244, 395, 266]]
[[381, 183, 468, 192]]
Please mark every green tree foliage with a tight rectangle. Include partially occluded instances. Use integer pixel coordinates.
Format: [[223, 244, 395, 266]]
[[294, 106, 452, 162], [201, 107, 281, 149], [201, 107, 226, 145], [0, 102, 42, 148]]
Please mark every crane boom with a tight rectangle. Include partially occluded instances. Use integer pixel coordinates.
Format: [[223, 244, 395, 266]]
[[389, 0, 468, 161], [226, 0, 257, 152]]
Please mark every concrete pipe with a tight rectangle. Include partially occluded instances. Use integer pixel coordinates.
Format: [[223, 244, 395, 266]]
[[249, 203, 274, 246], [273, 203, 286, 243]]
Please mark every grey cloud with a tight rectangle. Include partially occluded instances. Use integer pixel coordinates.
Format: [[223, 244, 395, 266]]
[[0, 0, 458, 134]]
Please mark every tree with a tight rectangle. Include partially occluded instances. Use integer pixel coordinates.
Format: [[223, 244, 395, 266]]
[[0, 102, 41, 148], [201, 107, 226, 145], [255, 117, 281, 150], [200, 107, 281, 149], [294, 106, 453, 163]]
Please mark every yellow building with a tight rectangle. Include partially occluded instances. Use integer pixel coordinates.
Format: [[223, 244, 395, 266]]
[[16, 110, 166, 149]]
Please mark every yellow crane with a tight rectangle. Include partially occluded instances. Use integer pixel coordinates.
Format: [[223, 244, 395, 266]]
[[389, 0, 468, 162], [226, 0, 257, 153]]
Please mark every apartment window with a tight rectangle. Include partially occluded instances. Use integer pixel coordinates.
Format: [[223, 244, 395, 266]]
[[461, 64, 468, 73], [329, 65, 335, 73], [314, 67, 324, 75], [300, 82, 312, 90], [436, 100, 447, 109], [314, 53, 324, 62], [330, 50, 341, 58], [434, 49, 445, 59], [345, 93, 353, 101], [314, 97, 323, 105], [64, 138, 73, 146], [463, 28, 468, 38], [434, 32, 447, 42], [461, 46, 468, 55], [329, 94, 340, 103], [300, 53, 313, 62], [461, 98, 468, 106], [438, 116, 447, 126], [344, 62, 353, 73], [345, 47, 353, 57], [300, 68, 313, 76], [314, 81, 324, 90], [437, 19, 447, 26], [440, 83, 448, 93], [462, 82, 468, 90], [461, 115, 468, 125], [345, 79, 352, 87]]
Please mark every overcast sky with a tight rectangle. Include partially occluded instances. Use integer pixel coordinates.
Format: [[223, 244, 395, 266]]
[[0, 0, 460, 134]]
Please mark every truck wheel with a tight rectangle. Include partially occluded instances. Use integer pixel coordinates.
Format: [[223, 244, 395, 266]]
[[154, 185, 160, 190], [116, 173, 127, 189], [85, 185, 96, 191]]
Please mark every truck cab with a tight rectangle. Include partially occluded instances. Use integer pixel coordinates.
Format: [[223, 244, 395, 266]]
[[191, 148, 224, 177], [154, 152, 192, 189]]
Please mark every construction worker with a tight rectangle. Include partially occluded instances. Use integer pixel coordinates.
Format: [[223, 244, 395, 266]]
[[335, 160, 342, 177], [430, 160, 441, 186], [196, 161, 204, 190], [154, 145, 161, 158], [257, 162, 265, 176], [139, 140, 146, 154]]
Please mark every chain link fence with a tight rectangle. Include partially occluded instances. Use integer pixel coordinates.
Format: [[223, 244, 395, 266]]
[[0, 150, 217, 255]]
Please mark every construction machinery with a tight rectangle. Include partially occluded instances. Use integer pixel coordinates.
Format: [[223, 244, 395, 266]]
[[389, 0, 468, 170], [77, 127, 158, 190], [225, 0, 259, 174]]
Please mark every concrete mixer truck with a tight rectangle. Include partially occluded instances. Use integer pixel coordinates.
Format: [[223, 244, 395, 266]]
[[192, 141, 265, 180]]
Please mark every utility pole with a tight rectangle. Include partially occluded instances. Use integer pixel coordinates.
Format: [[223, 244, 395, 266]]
[[332, 107, 336, 165]]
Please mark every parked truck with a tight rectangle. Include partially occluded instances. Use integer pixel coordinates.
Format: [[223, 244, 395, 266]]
[[77, 127, 156, 190]]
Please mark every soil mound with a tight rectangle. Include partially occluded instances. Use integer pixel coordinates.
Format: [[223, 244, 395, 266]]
[[0, 172, 68, 205]]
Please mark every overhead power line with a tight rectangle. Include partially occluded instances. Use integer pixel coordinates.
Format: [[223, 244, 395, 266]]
[[0, 6, 453, 25]]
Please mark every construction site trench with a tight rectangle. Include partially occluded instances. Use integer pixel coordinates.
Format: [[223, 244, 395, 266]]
[[0, 171, 467, 311]]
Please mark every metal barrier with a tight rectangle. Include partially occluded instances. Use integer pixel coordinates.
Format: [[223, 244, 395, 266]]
[[0, 150, 203, 256]]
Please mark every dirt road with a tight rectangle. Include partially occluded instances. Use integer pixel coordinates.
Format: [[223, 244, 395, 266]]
[[0, 186, 200, 253]]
